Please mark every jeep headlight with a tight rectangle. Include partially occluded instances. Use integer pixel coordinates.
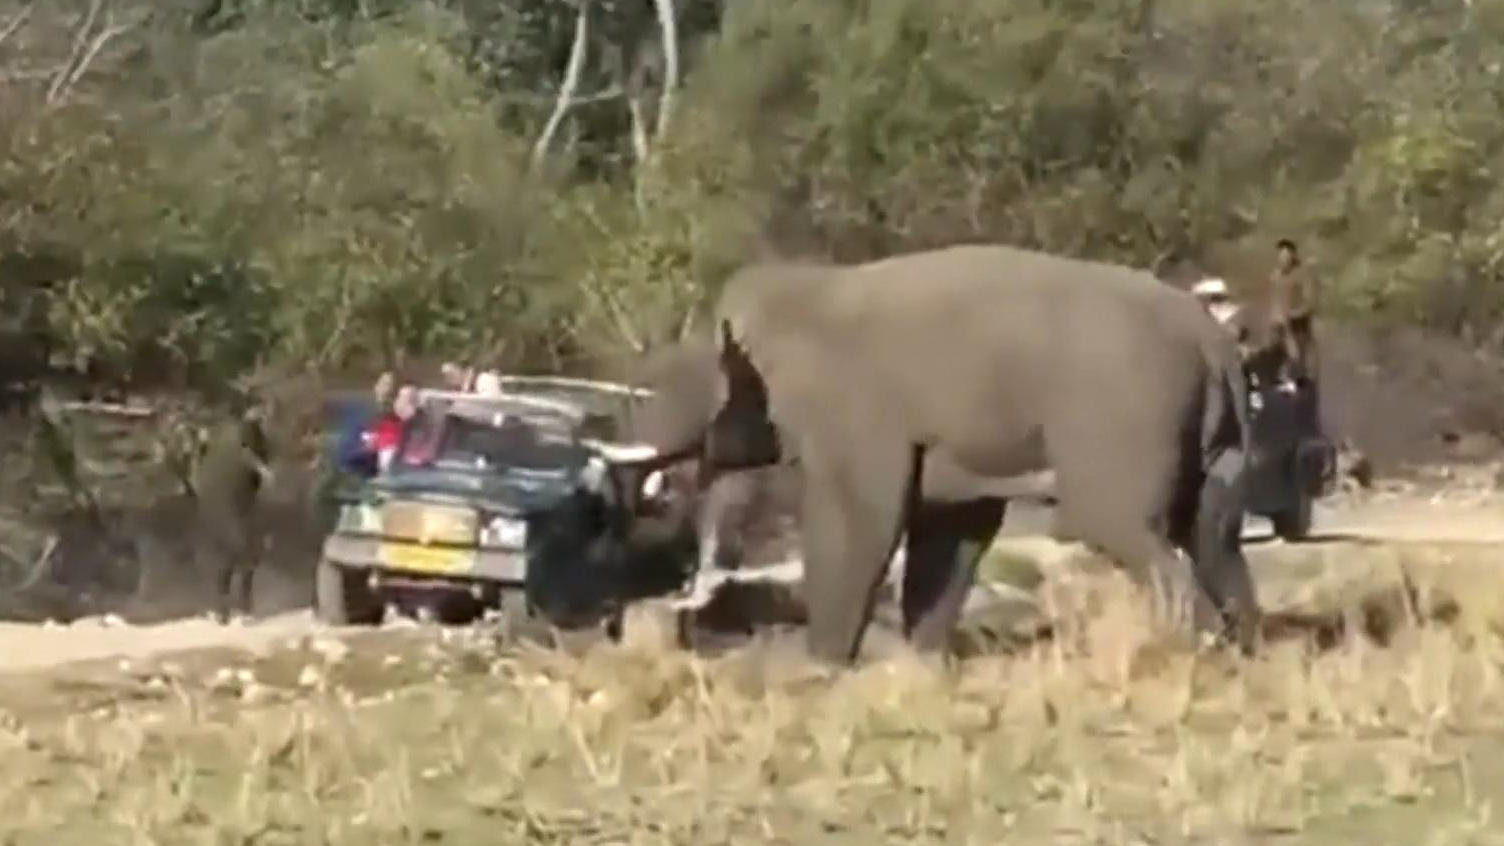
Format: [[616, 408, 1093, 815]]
[[480, 515, 528, 549], [336, 503, 382, 534]]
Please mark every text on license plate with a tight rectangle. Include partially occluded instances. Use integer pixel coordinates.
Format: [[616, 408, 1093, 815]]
[[378, 543, 476, 574]]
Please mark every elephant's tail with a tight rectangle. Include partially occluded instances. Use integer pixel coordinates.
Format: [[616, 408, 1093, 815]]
[[1199, 345, 1252, 472]]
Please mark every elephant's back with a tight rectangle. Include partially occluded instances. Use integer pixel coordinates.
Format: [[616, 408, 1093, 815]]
[[718, 243, 1214, 375], [826, 244, 1192, 334], [716, 243, 1219, 407], [836, 244, 1198, 339], [719, 243, 1170, 325], [851, 244, 1219, 412]]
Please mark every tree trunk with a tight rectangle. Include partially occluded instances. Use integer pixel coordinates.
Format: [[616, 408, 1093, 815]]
[[531, 1, 591, 172], [651, 0, 678, 140]]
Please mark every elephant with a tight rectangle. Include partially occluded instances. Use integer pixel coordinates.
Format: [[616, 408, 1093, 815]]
[[627, 243, 1259, 665]]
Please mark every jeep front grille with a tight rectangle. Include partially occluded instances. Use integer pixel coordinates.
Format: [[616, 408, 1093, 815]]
[[379, 502, 477, 545]]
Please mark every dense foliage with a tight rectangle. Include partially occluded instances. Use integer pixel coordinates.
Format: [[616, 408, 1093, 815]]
[[3, 0, 1504, 391]]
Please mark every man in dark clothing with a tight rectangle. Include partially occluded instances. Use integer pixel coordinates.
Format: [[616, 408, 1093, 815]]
[[194, 405, 274, 623]]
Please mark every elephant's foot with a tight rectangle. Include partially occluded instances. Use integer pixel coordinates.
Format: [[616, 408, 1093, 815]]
[[731, 631, 843, 688], [1216, 602, 1262, 658], [1145, 576, 1224, 644]]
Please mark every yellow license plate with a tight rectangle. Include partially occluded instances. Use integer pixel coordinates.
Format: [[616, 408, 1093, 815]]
[[378, 542, 476, 575]]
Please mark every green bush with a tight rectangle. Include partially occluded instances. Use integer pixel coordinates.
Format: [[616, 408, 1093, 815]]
[[3, 0, 1503, 391]]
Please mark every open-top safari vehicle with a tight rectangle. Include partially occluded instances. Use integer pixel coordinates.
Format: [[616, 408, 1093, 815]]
[[314, 378, 699, 639]]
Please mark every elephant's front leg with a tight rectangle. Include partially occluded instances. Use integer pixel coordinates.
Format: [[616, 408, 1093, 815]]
[[798, 446, 916, 665], [901, 497, 1006, 651]]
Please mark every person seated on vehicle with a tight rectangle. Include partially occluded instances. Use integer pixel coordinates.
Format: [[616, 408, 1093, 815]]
[[440, 361, 476, 392], [372, 384, 419, 473], [334, 371, 394, 478], [473, 368, 504, 397]]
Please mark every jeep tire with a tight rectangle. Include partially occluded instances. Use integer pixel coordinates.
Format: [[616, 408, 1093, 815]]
[[1270, 486, 1313, 542], [315, 558, 384, 625], [499, 589, 622, 654]]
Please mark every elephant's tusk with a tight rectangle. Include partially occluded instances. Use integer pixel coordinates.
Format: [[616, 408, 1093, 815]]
[[974, 469, 1058, 500], [584, 439, 662, 464]]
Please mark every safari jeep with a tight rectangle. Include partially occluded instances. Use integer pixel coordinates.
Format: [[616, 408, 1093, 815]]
[[314, 381, 696, 638], [1243, 373, 1336, 541]]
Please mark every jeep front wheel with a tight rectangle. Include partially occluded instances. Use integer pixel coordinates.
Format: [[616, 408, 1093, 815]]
[[315, 558, 384, 625], [499, 590, 622, 654]]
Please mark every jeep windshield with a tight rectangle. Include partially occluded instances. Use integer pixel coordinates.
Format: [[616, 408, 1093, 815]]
[[395, 403, 584, 473], [366, 396, 594, 512]]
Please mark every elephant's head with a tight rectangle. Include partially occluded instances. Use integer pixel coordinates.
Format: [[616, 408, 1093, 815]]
[[628, 319, 782, 481]]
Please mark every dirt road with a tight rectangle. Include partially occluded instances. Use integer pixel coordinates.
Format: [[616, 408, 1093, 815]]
[[0, 610, 322, 674], [1, 489, 1498, 676]]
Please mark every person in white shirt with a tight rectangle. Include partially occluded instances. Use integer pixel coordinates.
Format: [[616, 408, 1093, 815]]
[[1191, 277, 1243, 332]]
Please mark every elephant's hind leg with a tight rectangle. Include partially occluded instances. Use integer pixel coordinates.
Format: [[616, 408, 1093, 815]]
[[798, 445, 916, 665], [1050, 441, 1222, 639], [901, 498, 1006, 652]]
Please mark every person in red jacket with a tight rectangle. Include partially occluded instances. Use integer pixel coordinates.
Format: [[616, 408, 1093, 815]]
[[369, 384, 418, 472]]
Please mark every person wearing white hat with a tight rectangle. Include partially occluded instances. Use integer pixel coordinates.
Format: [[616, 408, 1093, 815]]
[[1191, 277, 1244, 334]]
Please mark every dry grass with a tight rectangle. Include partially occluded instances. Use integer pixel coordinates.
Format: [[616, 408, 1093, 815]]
[[6, 543, 1504, 844]]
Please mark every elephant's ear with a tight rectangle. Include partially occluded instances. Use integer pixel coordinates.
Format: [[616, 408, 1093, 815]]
[[717, 319, 769, 411], [706, 319, 780, 470]]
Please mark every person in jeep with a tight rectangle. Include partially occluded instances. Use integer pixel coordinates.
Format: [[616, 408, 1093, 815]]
[[334, 371, 394, 479]]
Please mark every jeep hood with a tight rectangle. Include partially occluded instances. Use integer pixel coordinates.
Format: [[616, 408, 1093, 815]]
[[366, 463, 586, 515]]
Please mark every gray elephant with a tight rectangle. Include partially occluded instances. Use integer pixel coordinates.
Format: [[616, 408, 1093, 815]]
[[628, 244, 1260, 666]]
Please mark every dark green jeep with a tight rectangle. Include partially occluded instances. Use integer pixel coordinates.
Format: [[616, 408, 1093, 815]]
[[314, 379, 698, 638]]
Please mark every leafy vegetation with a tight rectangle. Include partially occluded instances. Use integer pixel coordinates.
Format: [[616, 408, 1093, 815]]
[[3, 0, 1504, 391]]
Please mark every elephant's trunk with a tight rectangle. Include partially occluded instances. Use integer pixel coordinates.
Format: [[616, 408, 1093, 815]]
[[628, 337, 723, 463]]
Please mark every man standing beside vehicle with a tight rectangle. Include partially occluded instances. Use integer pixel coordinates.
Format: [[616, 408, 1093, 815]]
[[1191, 277, 1244, 333], [195, 403, 274, 624], [1190, 276, 1255, 358]]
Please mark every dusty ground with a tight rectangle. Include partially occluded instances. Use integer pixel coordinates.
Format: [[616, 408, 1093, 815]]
[[2, 524, 1504, 843], [0, 470, 1500, 843], [0, 482, 1499, 675]]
